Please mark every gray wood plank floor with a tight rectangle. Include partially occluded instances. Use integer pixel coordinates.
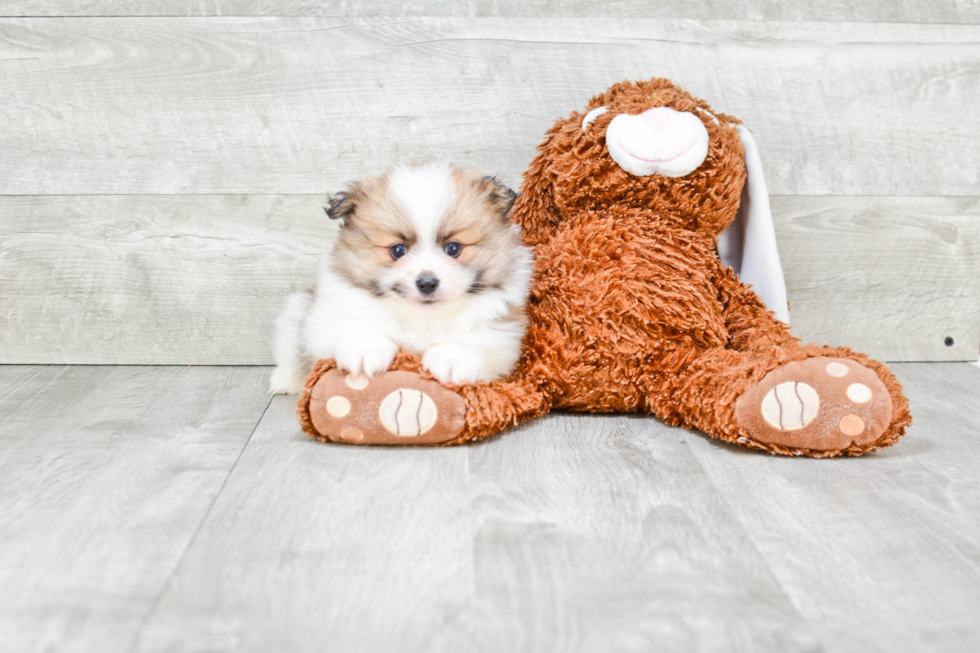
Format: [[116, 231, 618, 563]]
[[0, 366, 273, 653], [1, 363, 978, 653]]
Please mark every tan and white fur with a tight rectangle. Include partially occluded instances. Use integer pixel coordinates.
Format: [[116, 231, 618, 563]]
[[270, 162, 533, 394]]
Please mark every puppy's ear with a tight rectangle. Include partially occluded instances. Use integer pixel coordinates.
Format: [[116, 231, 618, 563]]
[[478, 176, 518, 220], [324, 185, 359, 225]]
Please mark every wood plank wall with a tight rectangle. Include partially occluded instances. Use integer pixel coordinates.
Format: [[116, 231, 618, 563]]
[[1, 3, 978, 364]]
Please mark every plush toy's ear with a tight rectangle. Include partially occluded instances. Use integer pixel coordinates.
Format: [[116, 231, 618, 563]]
[[511, 126, 564, 246], [716, 125, 791, 324]]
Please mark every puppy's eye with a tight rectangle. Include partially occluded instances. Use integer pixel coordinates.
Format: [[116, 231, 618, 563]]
[[443, 241, 462, 258], [389, 243, 408, 260]]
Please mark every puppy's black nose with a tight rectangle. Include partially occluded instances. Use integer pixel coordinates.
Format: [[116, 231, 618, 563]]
[[416, 275, 439, 296]]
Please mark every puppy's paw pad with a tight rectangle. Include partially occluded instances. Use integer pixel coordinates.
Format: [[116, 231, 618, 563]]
[[736, 357, 893, 452], [307, 370, 465, 445]]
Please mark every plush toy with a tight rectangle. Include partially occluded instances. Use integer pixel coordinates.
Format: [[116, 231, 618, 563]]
[[297, 78, 911, 457]]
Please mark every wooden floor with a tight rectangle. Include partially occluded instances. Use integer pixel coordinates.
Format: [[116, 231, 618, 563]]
[[0, 363, 978, 652]]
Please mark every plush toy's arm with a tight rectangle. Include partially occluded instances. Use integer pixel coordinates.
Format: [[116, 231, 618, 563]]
[[298, 351, 553, 446]]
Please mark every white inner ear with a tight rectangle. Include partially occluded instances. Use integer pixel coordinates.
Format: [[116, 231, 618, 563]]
[[581, 106, 609, 130], [716, 125, 791, 324]]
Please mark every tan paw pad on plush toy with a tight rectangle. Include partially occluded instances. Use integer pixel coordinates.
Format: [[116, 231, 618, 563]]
[[306, 368, 465, 445], [735, 357, 893, 452]]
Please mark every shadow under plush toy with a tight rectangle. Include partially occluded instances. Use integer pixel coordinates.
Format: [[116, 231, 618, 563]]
[[297, 78, 912, 457]]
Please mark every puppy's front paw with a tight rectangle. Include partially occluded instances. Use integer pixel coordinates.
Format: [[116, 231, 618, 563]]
[[423, 343, 490, 385], [334, 332, 399, 377]]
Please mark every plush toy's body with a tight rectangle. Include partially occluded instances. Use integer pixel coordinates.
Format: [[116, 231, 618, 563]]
[[298, 78, 911, 457]]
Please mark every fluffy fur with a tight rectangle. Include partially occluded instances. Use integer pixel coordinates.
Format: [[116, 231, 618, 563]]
[[270, 162, 532, 394]]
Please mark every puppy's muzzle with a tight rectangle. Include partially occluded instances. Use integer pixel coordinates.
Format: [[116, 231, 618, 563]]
[[416, 274, 439, 296]]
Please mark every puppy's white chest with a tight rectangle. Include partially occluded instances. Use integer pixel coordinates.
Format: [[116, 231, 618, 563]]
[[386, 305, 477, 354]]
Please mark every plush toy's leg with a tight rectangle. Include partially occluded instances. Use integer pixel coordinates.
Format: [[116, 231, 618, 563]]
[[715, 263, 798, 352], [297, 352, 550, 446], [647, 344, 911, 457], [703, 266, 911, 455]]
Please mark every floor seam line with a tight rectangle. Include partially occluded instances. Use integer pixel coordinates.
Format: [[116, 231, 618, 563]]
[[127, 392, 275, 653], [680, 436, 831, 653]]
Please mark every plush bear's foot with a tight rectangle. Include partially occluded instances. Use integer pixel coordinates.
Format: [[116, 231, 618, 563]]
[[305, 368, 466, 445], [735, 357, 893, 454]]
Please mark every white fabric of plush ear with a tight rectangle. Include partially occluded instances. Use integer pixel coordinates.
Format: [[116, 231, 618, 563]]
[[716, 125, 791, 324], [581, 106, 609, 130]]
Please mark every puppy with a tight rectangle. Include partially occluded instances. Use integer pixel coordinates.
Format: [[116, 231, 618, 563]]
[[269, 161, 533, 394]]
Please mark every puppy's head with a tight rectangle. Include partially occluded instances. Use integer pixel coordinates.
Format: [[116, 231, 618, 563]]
[[328, 162, 521, 307]]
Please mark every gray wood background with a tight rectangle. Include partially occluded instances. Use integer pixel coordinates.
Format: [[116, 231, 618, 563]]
[[1, 5, 978, 363], [4, 1, 980, 22]]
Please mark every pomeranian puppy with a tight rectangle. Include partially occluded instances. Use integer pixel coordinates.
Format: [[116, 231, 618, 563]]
[[270, 162, 533, 394]]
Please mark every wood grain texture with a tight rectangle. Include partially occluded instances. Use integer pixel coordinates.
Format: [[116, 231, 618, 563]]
[[0, 365, 273, 653], [774, 196, 980, 362], [132, 395, 480, 653], [2, 194, 977, 364], [458, 416, 818, 652], [2, 363, 978, 651], [686, 362, 980, 653], [2, 1, 980, 23], [0, 17, 978, 195], [0, 194, 336, 364], [134, 396, 820, 653]]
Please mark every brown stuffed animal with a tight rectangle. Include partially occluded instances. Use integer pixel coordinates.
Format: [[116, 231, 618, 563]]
[[297, 78, 911, 457]]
